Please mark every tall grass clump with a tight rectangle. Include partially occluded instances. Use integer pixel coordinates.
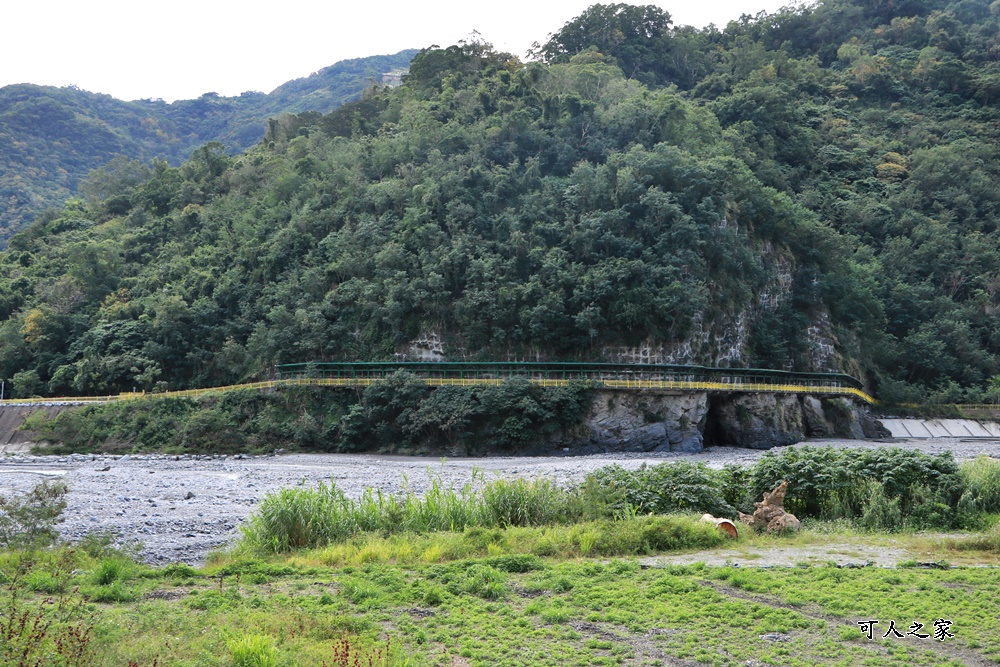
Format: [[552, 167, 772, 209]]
[[241, 483, 357, 552], [242, 476, 578, 553], [959, 456, 1000, 513], [242, 447, 989, 555], [242, 465, 741, 555], [479, 478, 568, 527], [227, 634, 277, 667], [92, 556, 133, 585]]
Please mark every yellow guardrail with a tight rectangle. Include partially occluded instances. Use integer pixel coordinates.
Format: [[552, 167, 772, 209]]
[[0, 376, 876, 406]]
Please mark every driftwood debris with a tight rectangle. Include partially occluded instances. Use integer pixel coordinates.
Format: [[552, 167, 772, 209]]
[[738, 480, 802, 533]]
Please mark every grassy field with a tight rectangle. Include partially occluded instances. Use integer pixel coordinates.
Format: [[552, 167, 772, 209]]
[[4, 447, 1000, 666], [3, 524, 1000, 667]]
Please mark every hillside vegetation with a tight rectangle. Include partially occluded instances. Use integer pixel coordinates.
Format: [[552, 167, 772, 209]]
[[0, 50, 417, 241], [1, 0, 999, 406]]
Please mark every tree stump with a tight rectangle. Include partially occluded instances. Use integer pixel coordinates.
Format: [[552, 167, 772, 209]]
[[738, 480, 801, 533]]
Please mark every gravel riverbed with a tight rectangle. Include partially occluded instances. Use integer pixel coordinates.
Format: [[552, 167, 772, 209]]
[[0, 437, 998, 564]]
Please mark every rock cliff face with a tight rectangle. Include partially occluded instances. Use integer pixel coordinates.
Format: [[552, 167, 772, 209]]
[[549, 391, 885, 454], [704, 394, 887, 449], [549, 391, 708, 455], [708, 394, 806, 450]]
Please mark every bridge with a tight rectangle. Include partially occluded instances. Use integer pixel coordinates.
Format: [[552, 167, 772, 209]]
[[0, 362, 875, 406], [274, 362, 874, 402]]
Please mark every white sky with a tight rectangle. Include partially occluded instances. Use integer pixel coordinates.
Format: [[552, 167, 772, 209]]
[[2, 0, 793, 103]]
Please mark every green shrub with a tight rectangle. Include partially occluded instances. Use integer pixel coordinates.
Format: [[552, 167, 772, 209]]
[[482, 554, 543, 573], [0, 481, 68, 549], [241, 483, 355, 552], [341, 579, 382, 605], [24, 569, 68, 594], [588, 516, 725, 556], [585, 462, 735, 517], [422, 587, 444, 606], [161, 563, 199, 579], [216, 559, 295, 577], [858, 482, 902, 532], [748, 446, 963, 519]]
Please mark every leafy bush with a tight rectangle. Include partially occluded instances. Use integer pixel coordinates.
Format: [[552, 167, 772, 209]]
[[0, 480, 68, 549], [25, 388, 354, 455], [747, 446, 962, 521], [585, 462, 735, 517]]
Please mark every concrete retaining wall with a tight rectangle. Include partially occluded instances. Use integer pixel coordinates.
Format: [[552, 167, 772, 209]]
[[880, 419, 1000, 438]]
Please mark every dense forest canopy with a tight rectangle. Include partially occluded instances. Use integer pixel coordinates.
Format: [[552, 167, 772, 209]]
[[1, 0, 999, 406], [0, 50, 417, 242]]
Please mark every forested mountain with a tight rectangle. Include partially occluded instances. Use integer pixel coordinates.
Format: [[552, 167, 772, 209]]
[[0, 50, 417, 242], [1, 0, 999, 405]]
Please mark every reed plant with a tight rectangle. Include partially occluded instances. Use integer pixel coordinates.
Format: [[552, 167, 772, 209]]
[[241, 476, 578, 553]]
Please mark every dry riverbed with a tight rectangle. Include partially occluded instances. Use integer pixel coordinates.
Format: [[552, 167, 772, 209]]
[[0, 437, 998, 564]]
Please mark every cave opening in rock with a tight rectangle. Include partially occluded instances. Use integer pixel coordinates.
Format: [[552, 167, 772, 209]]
[[702, 394, 729, 447]]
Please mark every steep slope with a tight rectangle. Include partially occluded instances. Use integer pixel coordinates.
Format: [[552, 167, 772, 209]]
[[0, 42, 869, 400], [0, 49, 417, 243], [1, 0, 999, 406]]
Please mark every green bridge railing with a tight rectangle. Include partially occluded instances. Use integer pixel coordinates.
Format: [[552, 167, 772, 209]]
[[0, 363, 875, 406], [274, 362, 874, 403]]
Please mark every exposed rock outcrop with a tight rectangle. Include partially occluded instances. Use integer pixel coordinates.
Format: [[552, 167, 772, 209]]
[[0, 406, 67, 453], [550, 390, 708, 454], [548, 389, 884, 454], [708, 394, 885, 449], [711, 394, 806, 449]]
